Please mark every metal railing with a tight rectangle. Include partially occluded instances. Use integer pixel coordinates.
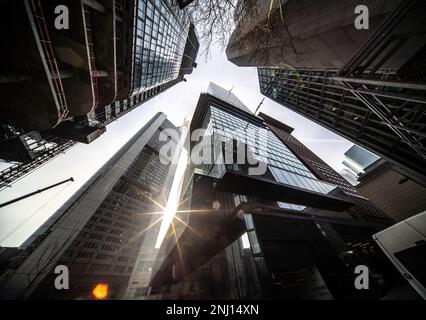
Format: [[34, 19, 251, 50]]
[[29, 0, 69, 120], [83, 6, 99, 109]]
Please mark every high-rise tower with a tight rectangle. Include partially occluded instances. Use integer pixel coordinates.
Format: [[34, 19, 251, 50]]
[[0, 0, 199, 188], [149, 84, 398, 300], [227, 0, 426, 185], [0, 112, 182, 299]]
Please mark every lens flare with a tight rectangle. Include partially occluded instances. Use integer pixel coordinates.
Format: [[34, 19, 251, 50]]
[[155, 149, 188, 248], [92, 283, 108, 300]]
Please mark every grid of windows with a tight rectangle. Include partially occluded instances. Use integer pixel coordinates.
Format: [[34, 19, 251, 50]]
[[267, 123, 362, 198], [257, 68, 369, 137], [277, 202, 306, 211], [208, 105, 337, 195], [132, 0, 190, 95], [257, 67, 426, 181], [126, 148, 169, 195], [52, 121, 178, 291]]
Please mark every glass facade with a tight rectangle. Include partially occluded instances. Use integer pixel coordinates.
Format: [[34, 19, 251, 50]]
[[131, 0, 190, 95], [205, 105, 338, 197], [257, 66, 426, 184], [343, 145, 380, 176], [146, 88, 398, 300], [191, 102, 345, 263], [25, 116, 180, 300]]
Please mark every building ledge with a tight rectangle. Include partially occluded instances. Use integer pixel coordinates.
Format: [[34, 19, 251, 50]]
[[215, 171, 355, 212], [150, 207, 246, 287]]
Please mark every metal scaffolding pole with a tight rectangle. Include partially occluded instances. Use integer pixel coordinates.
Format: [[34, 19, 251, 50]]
[[0, 177, 74, 208]]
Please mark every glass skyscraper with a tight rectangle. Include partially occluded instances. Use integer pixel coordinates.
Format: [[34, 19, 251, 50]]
[[225, 0, 425, 187], [206, 100, 338, 199], [245, 0, 426, 186], [0, 0, 199, 188], [257, 64, 426, 186], [150, 84, 398, 300], [131, 0, 191, 94]]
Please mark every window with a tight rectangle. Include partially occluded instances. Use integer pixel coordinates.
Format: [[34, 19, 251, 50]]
[[241, 232, 251, 249], [244, 214, 255, 230], [135, 287, 148, 297], [248, 231, 261, 254]]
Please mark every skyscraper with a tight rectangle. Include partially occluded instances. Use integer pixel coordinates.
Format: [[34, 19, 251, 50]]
[[149, 84, 399, 300], [258, 112, 390, 224], [95, 0, 199, 122], [228, 0, 426, 185], [0, 0, 199, 188], [0, 112, 182, 299], [227, 0, 403, 68]]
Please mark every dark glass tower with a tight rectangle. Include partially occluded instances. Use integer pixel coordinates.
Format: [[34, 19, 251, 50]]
[[227, 0, 426, 185], [253, 1, 426, 185], [129, 0, 191, 95], [150, 84, 400, 300], [257, 61, 426, 186], [0, 0, 199, 188], [0, 112, 182, 299]]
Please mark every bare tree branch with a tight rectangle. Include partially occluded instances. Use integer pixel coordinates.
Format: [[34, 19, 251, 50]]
[[187, 0, 301, 64]]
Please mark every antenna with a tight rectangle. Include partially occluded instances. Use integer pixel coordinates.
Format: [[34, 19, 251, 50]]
[[244, 98, 265, 131], [228, 85, 234, 96], [254, 97, 265, 116]]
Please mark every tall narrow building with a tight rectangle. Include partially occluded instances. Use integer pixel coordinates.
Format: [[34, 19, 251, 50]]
[[0, 112, 182, 299], [149, 84, 401, 300], [95, 0, 199, 122]]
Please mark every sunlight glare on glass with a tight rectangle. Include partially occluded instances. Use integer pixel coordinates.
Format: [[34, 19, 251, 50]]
[[241, 232, 251, 249], [155, 149, 188, 249]]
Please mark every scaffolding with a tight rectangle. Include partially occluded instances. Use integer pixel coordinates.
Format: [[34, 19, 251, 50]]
[[27, 0, 69, 121], [82, 5, 100, 109], [0, 139, 76, 190]]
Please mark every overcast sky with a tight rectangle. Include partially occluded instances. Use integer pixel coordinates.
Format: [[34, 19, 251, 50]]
[[0, 46, 355, 247]]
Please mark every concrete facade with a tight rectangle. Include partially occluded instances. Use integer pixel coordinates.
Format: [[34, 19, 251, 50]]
[[0, 113, 169, 299]]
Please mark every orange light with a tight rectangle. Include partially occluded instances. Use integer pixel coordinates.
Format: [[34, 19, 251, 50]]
[[92, 283, 108, 300]]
